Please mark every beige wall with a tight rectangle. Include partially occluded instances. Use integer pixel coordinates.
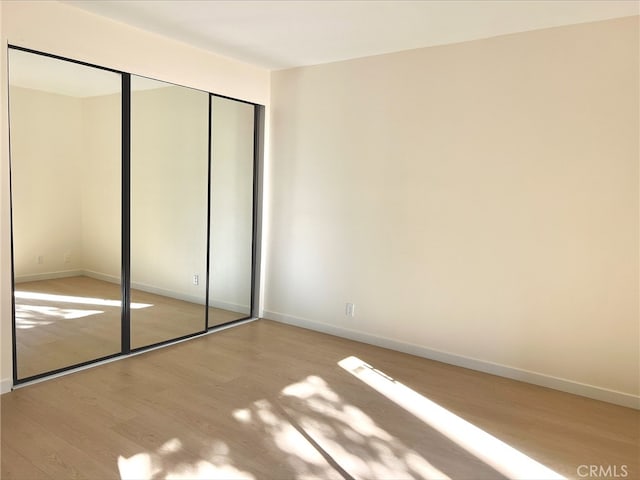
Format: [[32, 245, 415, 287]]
[[0, 0, 270, 390], [266, 17, 639, 405]]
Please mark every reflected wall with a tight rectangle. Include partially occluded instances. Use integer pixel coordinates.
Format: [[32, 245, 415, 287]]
[[208, 97, 255, 327], [130, 76, 209, 348], [9, 49, 122, 379]]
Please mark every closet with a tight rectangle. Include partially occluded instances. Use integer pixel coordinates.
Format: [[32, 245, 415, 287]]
[[8, 46, 262, 382]]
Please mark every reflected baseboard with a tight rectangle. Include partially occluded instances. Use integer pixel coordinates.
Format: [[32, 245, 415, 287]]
[[83, 269, 119, 285], [15, 269, 252, 313], [15, 269, 84, 283], [85, 270, 250, 313], [131, 279, 204, 305], [84, 269, 204, 305], [209, 299, 250, 315]]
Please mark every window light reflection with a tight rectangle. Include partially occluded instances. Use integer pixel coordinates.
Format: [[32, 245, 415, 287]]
[[15, 290, 152, 309], [16, 304, 103, 321]]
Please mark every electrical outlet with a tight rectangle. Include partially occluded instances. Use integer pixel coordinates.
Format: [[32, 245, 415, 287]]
[[345, 303, 355, 317], [37, 255, 44, 264], [64, 252, 71, 264], [192, 274, 199, 286]]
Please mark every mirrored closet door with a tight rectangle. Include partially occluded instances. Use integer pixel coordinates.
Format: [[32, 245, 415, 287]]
[[208, 96, 255, 327], [9, 47, 261, 383], [9, 49, 122, 380], [130, 76, 209, 349]]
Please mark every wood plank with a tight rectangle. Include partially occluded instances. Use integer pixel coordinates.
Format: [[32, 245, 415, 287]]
[[2, 319, 639, 480]]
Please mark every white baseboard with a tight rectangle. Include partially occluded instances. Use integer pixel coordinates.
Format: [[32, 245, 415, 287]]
[[15, 269, 83, 283], [1, 377, 13, 394], [263, 310, 640, 410]]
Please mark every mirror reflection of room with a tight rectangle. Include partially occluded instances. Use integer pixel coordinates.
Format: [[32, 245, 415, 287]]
[[208, 96, 255, 327], [129, 76, 209, 349], [9, 49, 122, 379], [9, 49, 259, 380]]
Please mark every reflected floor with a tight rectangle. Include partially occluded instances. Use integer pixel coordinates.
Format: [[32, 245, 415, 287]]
[[208, 307, 248, 328], [14, 276, 247, 379]]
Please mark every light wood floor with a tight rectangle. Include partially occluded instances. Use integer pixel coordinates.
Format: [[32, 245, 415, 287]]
[[2, 319, 638, 479], [14, 276, 247, 379]]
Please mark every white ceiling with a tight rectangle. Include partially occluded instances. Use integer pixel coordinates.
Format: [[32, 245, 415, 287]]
[[9, 1, 639, 97], [63, 0, 639, 70]]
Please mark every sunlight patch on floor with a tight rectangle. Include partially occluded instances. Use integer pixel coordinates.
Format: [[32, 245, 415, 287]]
[[117, 361, 563, 479], [117, 438, 255, 480], [339, 355, 565, 480], [232, 375, 451, 479], [15, 290, 153, 309]]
